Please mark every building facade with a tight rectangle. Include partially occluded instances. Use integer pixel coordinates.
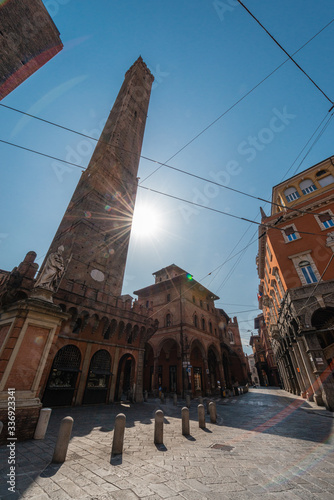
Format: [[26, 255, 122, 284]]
[[0, 58, 156, 442], [247, 354, 260, 386], [134, 264, 248, 397], [249, 313, 280, 387], [0, 0, 63, 100], [257, 156, 334, 410]]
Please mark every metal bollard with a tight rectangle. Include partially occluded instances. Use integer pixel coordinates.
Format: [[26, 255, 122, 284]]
[[181, 407, 190, 436], [144, 390, 148, 402], [206, 399, 212, 414], [198, 404, 205, 429], [198, 396, 203, 405], [111, 413, 126, 456], [154, 410, 164, 444], [52, 416, 73, 464], [173, 393, 177, 406], [209, 402, 217, 423], [186, 394, 191, 408], [34, 408, 52, 440]]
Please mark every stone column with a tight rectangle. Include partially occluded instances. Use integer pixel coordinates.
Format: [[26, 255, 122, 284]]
[[76, 343, 92, 405], [291, 341, 308, 398], [281, 355, 293, 392], [135, 349, 145, 403], [296, 337, 319, 403], [153, 356, 159, 395], [288, 347, 302, 395], [109, 347, 120, 403], [302, 331, 334, 411], [203, 358, 210, 395], [276, 358, 288, 390]]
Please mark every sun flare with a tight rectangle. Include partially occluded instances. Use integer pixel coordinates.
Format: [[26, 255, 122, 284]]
[[132, 203, 162, 238]]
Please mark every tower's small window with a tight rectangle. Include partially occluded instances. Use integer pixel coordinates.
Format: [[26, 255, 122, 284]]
[[166, 314, 171, 327], [167, 293, 171, 302], [194, 315, 198, 328], [201, 318, 206, 331]]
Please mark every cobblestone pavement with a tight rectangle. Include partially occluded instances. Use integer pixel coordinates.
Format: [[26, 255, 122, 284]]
[[1, 387, 334, 500]]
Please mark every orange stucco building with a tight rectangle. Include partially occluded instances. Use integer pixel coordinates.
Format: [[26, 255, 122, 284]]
[[257, 155, 334, 410]]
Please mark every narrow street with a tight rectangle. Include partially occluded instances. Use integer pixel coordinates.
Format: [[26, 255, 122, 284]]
[[1, 387, 334, 500]]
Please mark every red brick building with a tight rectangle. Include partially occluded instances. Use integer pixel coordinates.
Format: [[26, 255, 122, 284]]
[[0, 0, 63, 100], [134, 264, 248, 397], [0, 58, 156, 441]]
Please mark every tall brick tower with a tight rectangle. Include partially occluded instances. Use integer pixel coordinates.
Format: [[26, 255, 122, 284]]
[[38, 57, 154, 310]]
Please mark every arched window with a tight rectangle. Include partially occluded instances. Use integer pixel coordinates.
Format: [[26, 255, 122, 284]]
[[201, 318, 206, 331], [228, 330, 234, 343], [299, 179, 317, 195], [209, 321, 213, 334], [299, 261, 317, 284], [194, 315, 198, 328], [166, 313, 171, 327], [284, 186, 300, 202]]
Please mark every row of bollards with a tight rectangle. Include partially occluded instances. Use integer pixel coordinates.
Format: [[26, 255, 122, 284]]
[[32, 398, 219, 464]]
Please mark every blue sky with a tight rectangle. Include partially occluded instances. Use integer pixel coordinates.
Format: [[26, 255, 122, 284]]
[[1, 0, 334, 353]]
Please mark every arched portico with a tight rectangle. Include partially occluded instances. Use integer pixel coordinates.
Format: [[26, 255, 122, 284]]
[[43, 344, 82, 406]]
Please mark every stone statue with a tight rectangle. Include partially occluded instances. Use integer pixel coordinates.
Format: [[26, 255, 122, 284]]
[[34, 246, 65, 292]]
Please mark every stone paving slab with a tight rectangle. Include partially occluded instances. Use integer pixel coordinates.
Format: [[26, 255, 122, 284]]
[[0, 388, 334, 499]]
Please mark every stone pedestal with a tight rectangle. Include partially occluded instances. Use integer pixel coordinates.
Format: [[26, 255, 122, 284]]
[[0, 296, 68, 443]]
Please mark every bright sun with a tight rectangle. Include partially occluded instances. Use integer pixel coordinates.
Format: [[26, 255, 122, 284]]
[[132, 203, 161, 238]]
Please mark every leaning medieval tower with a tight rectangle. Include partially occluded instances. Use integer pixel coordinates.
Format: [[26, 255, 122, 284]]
[[38, 57, 154, 310]]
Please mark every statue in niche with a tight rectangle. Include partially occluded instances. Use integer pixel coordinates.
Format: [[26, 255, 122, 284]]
[[34, 246, 66, 292]]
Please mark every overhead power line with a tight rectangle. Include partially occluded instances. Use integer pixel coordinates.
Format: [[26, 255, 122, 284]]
[[138, 185, 333, 239], [2, 128, 334, 221], [1, 136, 333, 239], [1, 17, 333, 187], [237, 0, 334, 108]]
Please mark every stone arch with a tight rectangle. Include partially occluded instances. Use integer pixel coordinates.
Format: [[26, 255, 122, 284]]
[[104, 318, 117, 340], [311, 307, 334, 351], [156, 338, 181, 394], [117, 321, 125, 339], [125, 323, 132, 342], [304, 300, 334, 328], [82, 349, 112, 404], [43, 344, 82, 406]]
